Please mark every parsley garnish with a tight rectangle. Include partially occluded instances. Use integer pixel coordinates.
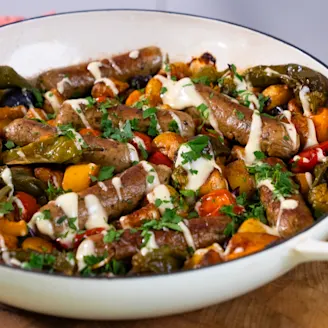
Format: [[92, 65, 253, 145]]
[[139, 144, 148, 159], [93, 166, 115, 181], [103, 229, 123, 243], [143, 107, 157, 118], [228, 64, 243, 81], [254, 151, 266, 160], [133, 97, 149, 109], [148, 115, 160, 137], [147, 175, 155, 184], [180, 189, 196, 197], [22, 253, 56, 270], [191, 76, 211, 86], [56, 215, 67, 225], [85, 96, 97, 107], [46, 181, 66, 200], [4, 140, 15, 149], [129, 118, 140, 131], [181, 135, 211, 164], [0, 200, 14, 215], [190, 169, 198, 175], [168, 120, 179, 133], [258, 94, 270, 112], [31, 88, 44, 108], [41, 209, 51, 220], [160, 87, 168, 95], [283, 135, 290, 141], [234, 109, 245, 120], [67, 217, 77, 230]]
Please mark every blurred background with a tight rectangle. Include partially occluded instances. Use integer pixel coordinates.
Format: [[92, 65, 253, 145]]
[[1, 0, 326, 64]]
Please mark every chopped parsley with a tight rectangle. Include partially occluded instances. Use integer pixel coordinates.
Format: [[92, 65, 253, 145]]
[[228, 64, 243, 81], [103, 229, 123, 243], [85, 96, 97, 107], [133, 97, 149, 109], [168, 120, 179, 134], [181, 135, 211, 164], [191, 76, 211, 86], [46, 181, 66, 200], [234, 109, 245, 120], [183, 83, 193, 87], [4, 140, 15, 149], [129, 118, 140, 131], [147, 175, 155, 184], [196, 103, 209, 120], [180, 189, 196, 197], [258, 94, 270, 112], [67, 217, 78, 231], [0, 200, 14, 215], [142, 107, 157, 119], [22, 253, 56, 271], [148, 115, 160, 137], [254, 151, 266, 160], [190, 169, 198, 175], [91, 166, 115, 182], [139, 144, 148, 160], [160, 87, 168, 95], [283, 135, 290, 141], [31, 88, 44, 108], [41, 209, 51, 220]]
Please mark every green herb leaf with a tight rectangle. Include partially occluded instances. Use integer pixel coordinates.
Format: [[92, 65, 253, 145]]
[[98, 166, 115, 181], [41, 209, 51, 220], [168, 120, 179, 134], [4, 140, 15, 149], [31, 88, 44, 107], [160, 87, 168, 95], [147, 175, 155, 184], [103, 229, 123, 243], [234, 109, 245, 120], [0, 200, 14, 215], [143, 107, 157, 119], [254, 151, 266, 160]]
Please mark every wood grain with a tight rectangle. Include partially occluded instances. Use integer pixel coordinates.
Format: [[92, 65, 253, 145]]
[[2, 262, 328, 328]]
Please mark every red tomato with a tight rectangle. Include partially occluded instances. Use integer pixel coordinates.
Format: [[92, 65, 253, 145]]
[[148, 151, 173, 168], [197, 189, 237, 217], [15, 192, 40, 222], [73, 227, 105, 248], [130, 132, 152, 153], [79, 128, 101, 137], [96, 96, 107, 103]]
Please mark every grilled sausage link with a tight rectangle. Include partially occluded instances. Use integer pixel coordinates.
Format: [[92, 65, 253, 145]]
[[56, 103, 195, 138], [196, 84, 300, 159], [89, 215, 231, 261], [32, 162, 171, 240], [259, 158, 313, 237], [37, 46, 162, 99]]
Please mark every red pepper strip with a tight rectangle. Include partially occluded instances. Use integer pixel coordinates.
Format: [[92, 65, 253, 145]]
[[130, 132, 152, 153], [15, 192, 40, 222], [148, 151, 173, 168], [74, 227, 105, 248], [290, 140, 328, 173]]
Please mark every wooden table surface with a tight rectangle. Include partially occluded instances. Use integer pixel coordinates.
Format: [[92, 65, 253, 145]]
[[1, 262, 328, 328]]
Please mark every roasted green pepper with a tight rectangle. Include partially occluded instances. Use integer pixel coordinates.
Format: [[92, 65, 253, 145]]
[[1, 136, 82, 165], [308, 183, 328, 218], [0, 66, 33, 90]]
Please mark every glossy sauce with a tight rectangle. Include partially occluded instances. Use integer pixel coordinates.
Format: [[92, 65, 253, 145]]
[[87, 61, 103, 80], [178, 221, 195, 249], [127, 143, 139, 162], [1, 167, 14, 197], [44, 91, 61, 112], [147, 184, 173, 214], [76, 238, 96, 271], [112, 177, 123, 201], [281, 110, 299, 151], [57, 77, 72, 94], [84, 194, 110, 230], [63, 99, 91, 129], [95, 78, 118, 95], [305, 118, 318, 148], [129, 50, 139, 59], [108, 58, 122, 74], [140, 161, 160, 192], [244, 110, 262, 165], [299, 86, 311, 117]]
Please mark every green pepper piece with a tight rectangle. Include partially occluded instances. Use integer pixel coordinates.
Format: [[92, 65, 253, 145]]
[[1, 136, 82, 165], [312, 162, 328, 188], [0, 66, 33, 90]]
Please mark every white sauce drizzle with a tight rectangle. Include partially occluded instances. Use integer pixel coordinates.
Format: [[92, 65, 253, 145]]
[[84, 194, 110, 230], [0, 233, 11, 265], [305, 118, 318, 149], [29, 108, 43, 120], [257, 179, 298, 232], [299, 86, 311, 117], [129, 50, 140, 59], [63, 99, 91, 129], [57, 77, 72, 94], [305, 172, 313, 188], [1, 167, 14, 197], [147, 184, 174, 214], [140, 231, 158, 256], [178, 221, 195, 250], [22, 88, 34, 109], [140, 161, 160, 192], [281, 110, 299, 152], [132, 136, 146, 150], [127, 143, 139, 162], [175, 143, 222, 191], [97, 181, 108, 192], [13, 196, 24, 215], [112, 177, 123, 201], [76, 238, 96, 271], [95, 78, 119, 95], [168, 110, 185, 136], [87, 61, 103, 80], [244, 110, 262, 165], [194, 243, 224, 259], [29, 211, 55, 238], [16, 150, 26, 159], [317, 148, 327, 163], [44, 91, 61, 113], [108, 58, 123, 75], [233, 76, 259, 109]]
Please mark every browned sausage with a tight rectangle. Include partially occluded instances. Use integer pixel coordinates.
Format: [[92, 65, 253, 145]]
[[89, 215, 231, 261], [4, 118, 57, 146], [259, 158, 313, 237], [56, 103, 195, 137], [0, 106, 27, 120], [32, 162, 172, 239], [196, 84, 300, 159], [37, 47, 162, 99]]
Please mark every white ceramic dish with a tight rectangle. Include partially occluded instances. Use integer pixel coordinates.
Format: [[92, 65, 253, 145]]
[[0, 10, 328, 320]]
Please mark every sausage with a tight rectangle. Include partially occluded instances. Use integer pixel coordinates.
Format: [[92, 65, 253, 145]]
[[4, 118, 57, 146], [56, 103, 195, 137], [89, 215, 231, 261], [196, 84, 300, 159], [258, 158, 313, 237], [37, 47, 163, 99], [32, 162, 171, 240], [81, 135, 137, 172]]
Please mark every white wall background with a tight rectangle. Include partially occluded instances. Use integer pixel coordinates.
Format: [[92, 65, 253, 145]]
[[1, 0, 327, 64]]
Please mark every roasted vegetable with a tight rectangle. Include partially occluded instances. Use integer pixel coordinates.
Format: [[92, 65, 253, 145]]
[[312, 161, 328, 187], [2, 136, 82, 165], [262, 84, 293, 110], [131, 246, 188, 274], [152, 132, 184, 161], [308, 183, 328, 217], [62, 163, 99, 192], [198, 169, 227, 196], [0, 66, 32, 90], [238, 218, 278, 235], [22, 237, 53, 253], [0, 219, 28, 237], [311, 108, 328, 142], [294, 173, 312, 197], [145, 77, 162, 106], [0, 88, 35, 108]]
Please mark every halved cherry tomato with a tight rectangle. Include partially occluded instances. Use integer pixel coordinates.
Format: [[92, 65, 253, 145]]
[[15, 192, 40, 222], [79, 128, 101, 137], [290, 140, 328, 173], [197, 189, 238, 217], [131, 132, 152, 153], [148, 151, 173, 168], [73, 227, 105, 248]]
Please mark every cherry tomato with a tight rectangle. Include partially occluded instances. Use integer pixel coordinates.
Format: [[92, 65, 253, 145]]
[[197, 189, 237, 217], [148, 151, 173, 168], [79, 128, 101, 137], [96, 96, 107, 103], [15, 192, 40, 222], [73, 227, 105, 248]]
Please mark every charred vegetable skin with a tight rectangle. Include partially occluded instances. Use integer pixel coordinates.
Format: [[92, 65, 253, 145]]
[[37, 47, 163, 98]]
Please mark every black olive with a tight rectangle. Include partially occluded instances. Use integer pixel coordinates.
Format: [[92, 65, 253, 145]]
[[0, 88, 35, 107], [129, 75, 152, 90], [269, 105, 288, 116]]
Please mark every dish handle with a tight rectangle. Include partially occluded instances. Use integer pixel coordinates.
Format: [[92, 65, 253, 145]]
[[293, 238, 328, 262]]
